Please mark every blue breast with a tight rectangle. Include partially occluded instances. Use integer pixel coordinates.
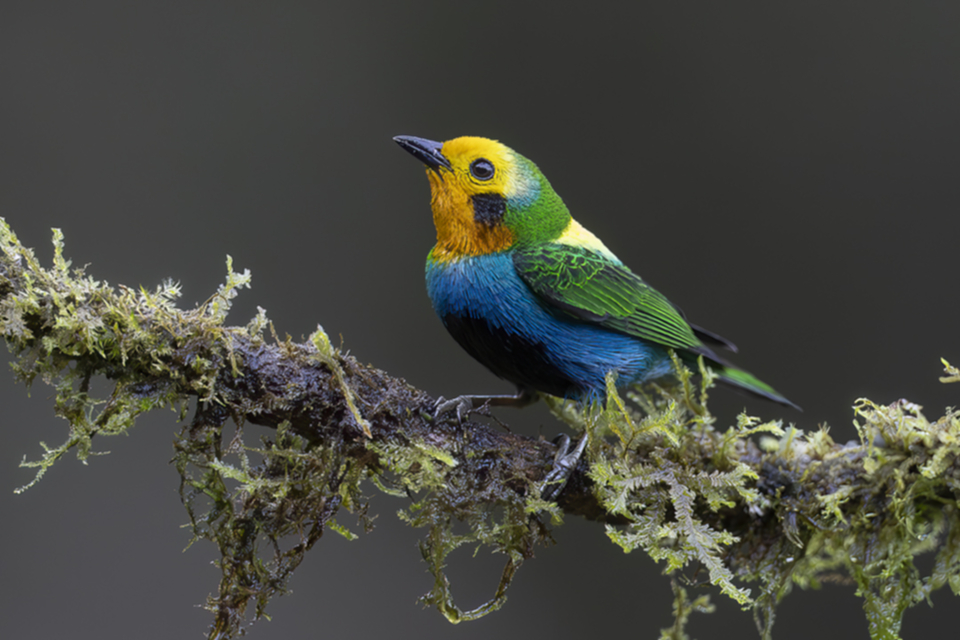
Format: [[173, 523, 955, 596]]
[[425, 253, 671, 402]]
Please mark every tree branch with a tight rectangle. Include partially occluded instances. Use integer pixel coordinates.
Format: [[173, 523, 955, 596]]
[[2, 219, 958, 640]]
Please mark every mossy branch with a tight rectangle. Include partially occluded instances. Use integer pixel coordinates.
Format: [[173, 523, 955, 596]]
[[1, 219, 958, 640]]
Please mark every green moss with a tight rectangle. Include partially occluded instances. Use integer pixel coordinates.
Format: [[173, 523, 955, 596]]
[[1, 221, 214, 491], [539, 355, 960, 639], [660, 580, 715, 640], [585, 361, 768, 606], [174, 408, 370, 634], [370, 431, 553, 623]]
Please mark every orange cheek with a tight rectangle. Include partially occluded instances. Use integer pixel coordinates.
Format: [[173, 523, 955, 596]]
[[427, 174, 514, 260], [430, 177, 472, 236]]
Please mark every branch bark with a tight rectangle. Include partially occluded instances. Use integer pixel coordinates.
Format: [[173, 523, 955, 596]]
[[214, 334, 613, 518]]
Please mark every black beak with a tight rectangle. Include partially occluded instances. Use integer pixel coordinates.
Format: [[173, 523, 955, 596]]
[[393, 135, 452, 174]]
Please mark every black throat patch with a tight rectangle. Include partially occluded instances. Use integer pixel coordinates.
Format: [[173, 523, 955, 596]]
[[471, 193, 506, 227]]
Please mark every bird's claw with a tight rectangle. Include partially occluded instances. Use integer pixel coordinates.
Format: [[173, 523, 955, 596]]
[[433, 395, 476, 423], [540, 433, 588, 501]]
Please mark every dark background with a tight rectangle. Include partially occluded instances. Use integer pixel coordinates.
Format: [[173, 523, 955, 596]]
[[1, 2, 957, 638]]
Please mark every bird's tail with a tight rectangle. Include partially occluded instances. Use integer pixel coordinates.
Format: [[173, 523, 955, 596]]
[[714, 365, 801, 411]]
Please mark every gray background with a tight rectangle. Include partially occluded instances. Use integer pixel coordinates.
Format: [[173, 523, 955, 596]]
[[1, 2, 958, 638]]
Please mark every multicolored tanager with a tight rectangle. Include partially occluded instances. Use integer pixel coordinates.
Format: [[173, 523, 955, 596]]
[[394, 135, 797, 416]]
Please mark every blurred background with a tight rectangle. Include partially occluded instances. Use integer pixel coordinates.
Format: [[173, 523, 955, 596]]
[[1, 2, 957, 638]]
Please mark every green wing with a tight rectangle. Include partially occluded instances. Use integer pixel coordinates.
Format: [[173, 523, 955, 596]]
[[513, 243, 800, 409], [512, 243, 704, 351]]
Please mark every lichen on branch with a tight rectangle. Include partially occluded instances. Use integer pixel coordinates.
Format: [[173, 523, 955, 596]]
[[1, 219, 958, 640]]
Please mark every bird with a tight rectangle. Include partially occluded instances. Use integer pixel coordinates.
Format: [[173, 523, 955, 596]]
[[393, 135, 798, 420]]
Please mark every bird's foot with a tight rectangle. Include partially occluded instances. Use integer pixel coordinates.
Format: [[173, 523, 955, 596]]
[[540, 433, 588, 501], [433, 395, 480, 423], [433, 388, 538, 423]]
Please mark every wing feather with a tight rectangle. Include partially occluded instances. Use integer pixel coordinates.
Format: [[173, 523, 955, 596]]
[[512, 244, 704, 350]]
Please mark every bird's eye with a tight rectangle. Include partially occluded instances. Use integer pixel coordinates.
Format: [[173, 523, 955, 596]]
[[469, 158, 495, 181]]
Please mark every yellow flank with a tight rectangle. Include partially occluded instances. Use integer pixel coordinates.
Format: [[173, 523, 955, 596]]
[[426, 137, 519, 261], [556, 218, 618, 260]]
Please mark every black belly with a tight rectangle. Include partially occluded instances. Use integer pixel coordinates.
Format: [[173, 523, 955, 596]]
[[442, 313, 580, 398]]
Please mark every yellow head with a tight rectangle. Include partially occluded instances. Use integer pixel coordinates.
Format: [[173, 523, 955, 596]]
[[395, 135, 569, 261]]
